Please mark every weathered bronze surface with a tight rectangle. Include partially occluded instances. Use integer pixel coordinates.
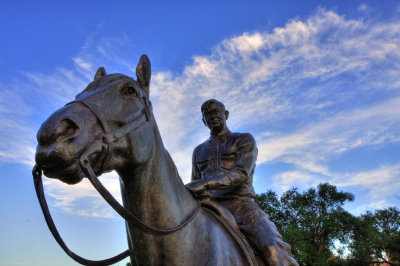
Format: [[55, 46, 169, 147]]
[[186, 99, 298, 265], [34, 55, 298, 265]]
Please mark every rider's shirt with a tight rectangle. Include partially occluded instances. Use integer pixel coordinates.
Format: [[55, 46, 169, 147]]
[[191, 128, 257, 199]]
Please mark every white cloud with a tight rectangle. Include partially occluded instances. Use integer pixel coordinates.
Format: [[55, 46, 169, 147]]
[[44, 171, 122, 218], [269, 162, 400, 212], [338, 164, 400, 193], [358, 4, 369, 12], [0, 87, 37, 165], [225, 32, 266, 53], [271, 171, 317, 192], [73, 57, 92, 72], [257, 96, 400, 167]]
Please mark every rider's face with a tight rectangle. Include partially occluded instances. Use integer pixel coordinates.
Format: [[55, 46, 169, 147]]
[[202, 103, 227, 134]]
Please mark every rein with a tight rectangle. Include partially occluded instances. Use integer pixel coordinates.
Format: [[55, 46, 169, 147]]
[[33, 95, 201, 265], [33, 166, 129, 266]]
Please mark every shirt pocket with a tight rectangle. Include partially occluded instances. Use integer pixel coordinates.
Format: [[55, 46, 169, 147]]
[[196, 159, 210, 173], [221, 153, 236, 170]]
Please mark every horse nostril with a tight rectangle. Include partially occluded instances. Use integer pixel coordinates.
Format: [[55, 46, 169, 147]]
[[55, 118, 80, 141], [35, 146, 51, 167], [35, 150, 45, 166]]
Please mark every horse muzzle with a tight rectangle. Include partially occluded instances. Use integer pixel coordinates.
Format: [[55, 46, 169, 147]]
[[35, 137, 86, 184]]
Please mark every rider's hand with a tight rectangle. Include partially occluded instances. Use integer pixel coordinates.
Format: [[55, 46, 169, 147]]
[[185, 179, 207, 194]]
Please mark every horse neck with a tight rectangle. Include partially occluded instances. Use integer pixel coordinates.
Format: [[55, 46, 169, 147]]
[[118, 121, 197, 229]]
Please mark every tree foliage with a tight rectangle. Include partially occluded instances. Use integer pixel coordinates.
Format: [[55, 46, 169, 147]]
[[257, 183, 346, 265], [256, 183, 400, 265], [256, 183, 356, 265], [348, 207, 400, 265]]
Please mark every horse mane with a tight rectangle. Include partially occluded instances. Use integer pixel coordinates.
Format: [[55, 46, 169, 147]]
[[163, 149, 181, 179]]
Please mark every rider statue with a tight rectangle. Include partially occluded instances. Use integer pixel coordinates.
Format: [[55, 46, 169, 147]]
[[185, 99, 299, 266]]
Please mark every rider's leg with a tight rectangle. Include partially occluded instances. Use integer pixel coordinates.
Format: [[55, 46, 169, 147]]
[[240, 217, 299, 266], [215, 197, 298, 266]]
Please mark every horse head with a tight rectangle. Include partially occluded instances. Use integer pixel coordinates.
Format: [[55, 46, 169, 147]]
[[35, 55, 153, 184]]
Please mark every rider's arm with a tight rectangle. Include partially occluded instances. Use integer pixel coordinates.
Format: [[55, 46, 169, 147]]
[[191, 146, 201, 181]]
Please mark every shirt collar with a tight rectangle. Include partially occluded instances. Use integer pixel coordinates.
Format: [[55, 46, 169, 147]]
[[210, 128, 231, 142]]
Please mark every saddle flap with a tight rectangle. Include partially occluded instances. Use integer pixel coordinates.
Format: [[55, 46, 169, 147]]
[[201, 200, 239, 229], [200, 200, 259, 266]]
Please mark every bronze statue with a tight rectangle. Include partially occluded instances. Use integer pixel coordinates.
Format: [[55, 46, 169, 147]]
[[186, 99, 298, 266], [33, 55, 298, 265]]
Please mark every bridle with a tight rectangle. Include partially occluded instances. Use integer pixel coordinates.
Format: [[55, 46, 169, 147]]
[[32, 86, 201, 265]]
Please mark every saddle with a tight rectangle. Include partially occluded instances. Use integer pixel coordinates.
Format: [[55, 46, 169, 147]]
[[200, 199, 259, 266]]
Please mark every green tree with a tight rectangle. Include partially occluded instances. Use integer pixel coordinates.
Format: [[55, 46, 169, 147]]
[[348, 207, 400, 266], [256, 183, 355, 266], [374, 207, 400, 265]]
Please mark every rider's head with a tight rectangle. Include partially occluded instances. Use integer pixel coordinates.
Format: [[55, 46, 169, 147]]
[[201, 99, 229, 135]]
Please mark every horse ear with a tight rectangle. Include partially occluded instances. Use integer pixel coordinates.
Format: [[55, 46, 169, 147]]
[[136, 54, 151, 97], [94, 67, 107, 81]]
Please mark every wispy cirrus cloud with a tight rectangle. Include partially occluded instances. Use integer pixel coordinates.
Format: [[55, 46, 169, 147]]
[[44, 172, 122, 218], [0, 86, 36, 165], [1, 8, 399, 217], [258, 96, 400, 168]]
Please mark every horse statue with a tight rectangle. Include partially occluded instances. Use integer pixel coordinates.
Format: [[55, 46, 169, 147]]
[[33, 55, 261, 265]]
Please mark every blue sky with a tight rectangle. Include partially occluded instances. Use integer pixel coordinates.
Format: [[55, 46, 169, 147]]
[[1, 1, 400, 265]]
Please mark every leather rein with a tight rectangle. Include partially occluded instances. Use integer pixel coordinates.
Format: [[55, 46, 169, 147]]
[[33, 92, 201, 265]]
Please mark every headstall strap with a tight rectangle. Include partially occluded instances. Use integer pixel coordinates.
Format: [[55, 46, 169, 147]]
[[143, 98, 151, 121]]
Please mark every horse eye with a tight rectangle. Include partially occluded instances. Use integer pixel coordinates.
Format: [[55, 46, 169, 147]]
[[122, 86, 137, 97]]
